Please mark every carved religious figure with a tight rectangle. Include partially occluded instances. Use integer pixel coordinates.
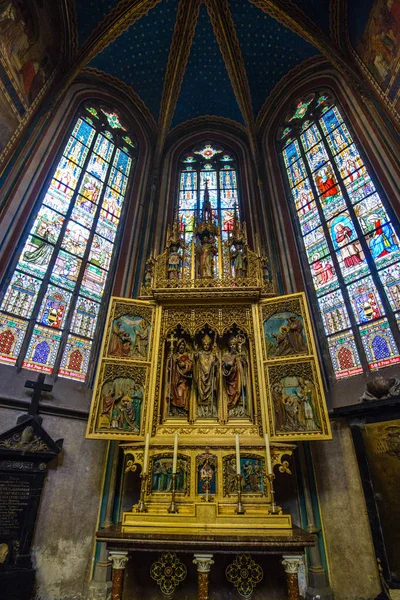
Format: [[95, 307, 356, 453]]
[[196, 236, 217, 279], [167, 338, 193, 417], [194, 333, 219, 418], [230, 242, 247, 278], [222, 334, 250, 418], [167, 245, 181, 279]]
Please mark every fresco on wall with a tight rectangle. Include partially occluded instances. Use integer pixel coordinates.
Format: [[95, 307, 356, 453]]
[[0, 0, 61, 154], [357, 0, 400, 96]]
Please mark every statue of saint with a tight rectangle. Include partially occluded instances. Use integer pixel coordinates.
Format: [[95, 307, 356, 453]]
[[194, 333, 219, 418], [196, 235, 217, 279], [230, 242, 247, 278], [167, 245, 181, 279], [260, 254, 270, 282], [222, 335, 250, 418], [167, 338, 193, 416]]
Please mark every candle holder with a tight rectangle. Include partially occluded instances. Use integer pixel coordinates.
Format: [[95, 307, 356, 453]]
[[168, 472, 179, 514], [136, 473, 148, 513], [267, 473, 280, 514], [235, 473, 246, 515]]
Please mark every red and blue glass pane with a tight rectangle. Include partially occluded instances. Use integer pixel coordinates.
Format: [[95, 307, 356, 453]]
[[103, 188, 124, 219], [365, 223, 400, 269], [303, 227, 330, 264], [96, 209, 119, 243], [0, 315, 28, 366], [359, 318, 400, 369], [327, 330, 363, 378], [334, 145, 364, 179], [306, 143, 329, 173], [101, 110, 126, 130], [354, 193, 390, 235], [292, 179, 314, 211], [22, 325, 62, 373], [297, 201, 321, 236], [179, 211, 195, 234], [200, 170, 217, 189], [58, 335, 92, 381], [220, 188, 237, 209]]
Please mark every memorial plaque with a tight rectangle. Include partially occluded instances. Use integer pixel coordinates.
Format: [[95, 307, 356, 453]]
[[0, 414, 62, 600]]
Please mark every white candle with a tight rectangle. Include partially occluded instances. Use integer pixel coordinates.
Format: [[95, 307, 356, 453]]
[[265, 433, 273, 475], [143, 433, 150, 475], [172, 433, 179, 473], [235, 434, 241, 475]]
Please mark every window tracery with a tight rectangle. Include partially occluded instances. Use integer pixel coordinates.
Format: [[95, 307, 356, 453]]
[[0, 103, 137, 382], [279, 91, 400, 379]]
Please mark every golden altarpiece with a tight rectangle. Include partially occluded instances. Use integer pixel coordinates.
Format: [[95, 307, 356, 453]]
[[87, 199, 331, 538]]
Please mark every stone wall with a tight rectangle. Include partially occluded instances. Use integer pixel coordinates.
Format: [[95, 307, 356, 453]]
[[0, 406, 107, 600], [312, 419, 381, 600]]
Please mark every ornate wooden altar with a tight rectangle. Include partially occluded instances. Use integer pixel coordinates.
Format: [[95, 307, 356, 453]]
[[87, 201, 331, 599]]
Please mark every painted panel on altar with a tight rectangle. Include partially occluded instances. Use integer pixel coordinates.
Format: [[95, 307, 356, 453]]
[[223, 454, 266, 496], [265, 360, 331, 440], [104, 298, 154, 361], [261, 294, 312, 360], [149, 454, 190, 495], [86, 361, 148, 439]]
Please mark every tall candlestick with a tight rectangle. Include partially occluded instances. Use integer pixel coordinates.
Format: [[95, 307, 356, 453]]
[[265, 433, 273, 475], [235, 434, 241, 475], [172, 433, 179, 473], [143, 433, 150, 475]]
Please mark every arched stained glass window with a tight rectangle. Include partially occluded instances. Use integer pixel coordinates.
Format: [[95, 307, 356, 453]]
[[0, 103, 137, 382], [279, 92, 400, 380], [178, 142, 239, 241]]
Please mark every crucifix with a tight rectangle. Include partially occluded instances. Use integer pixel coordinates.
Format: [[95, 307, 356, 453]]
[[22, 373, 53, 422]]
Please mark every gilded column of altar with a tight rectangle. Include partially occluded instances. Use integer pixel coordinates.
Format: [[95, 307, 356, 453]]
[[193, 554, 214, 600], [109, 552, 129, 600], [281, 555, 303, 600]]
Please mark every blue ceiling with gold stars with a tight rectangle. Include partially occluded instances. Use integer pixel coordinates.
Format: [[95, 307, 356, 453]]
[[230, 0, 318, 117], [89, 0, 178, 120], [75, 0, 117, 46], [72, 0, 341, 127], [172, 4, 244, 128]]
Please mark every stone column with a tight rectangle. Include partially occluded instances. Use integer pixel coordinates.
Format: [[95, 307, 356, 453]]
[[102, 441, 120, 528], [109, 551, 129, 600], [298, 443, 333, 600], [281, 555, 303, 600], [193, 553, 214, 600]]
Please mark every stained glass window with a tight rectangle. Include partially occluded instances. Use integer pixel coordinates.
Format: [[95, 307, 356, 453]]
[[279, 92, 400, 379], [0, 103, 137, 382], [178, 142, 239, 241]]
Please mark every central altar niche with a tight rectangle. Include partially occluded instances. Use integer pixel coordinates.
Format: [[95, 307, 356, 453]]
[[163, 324, 252, 422], [86, 185, 331, 535]]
